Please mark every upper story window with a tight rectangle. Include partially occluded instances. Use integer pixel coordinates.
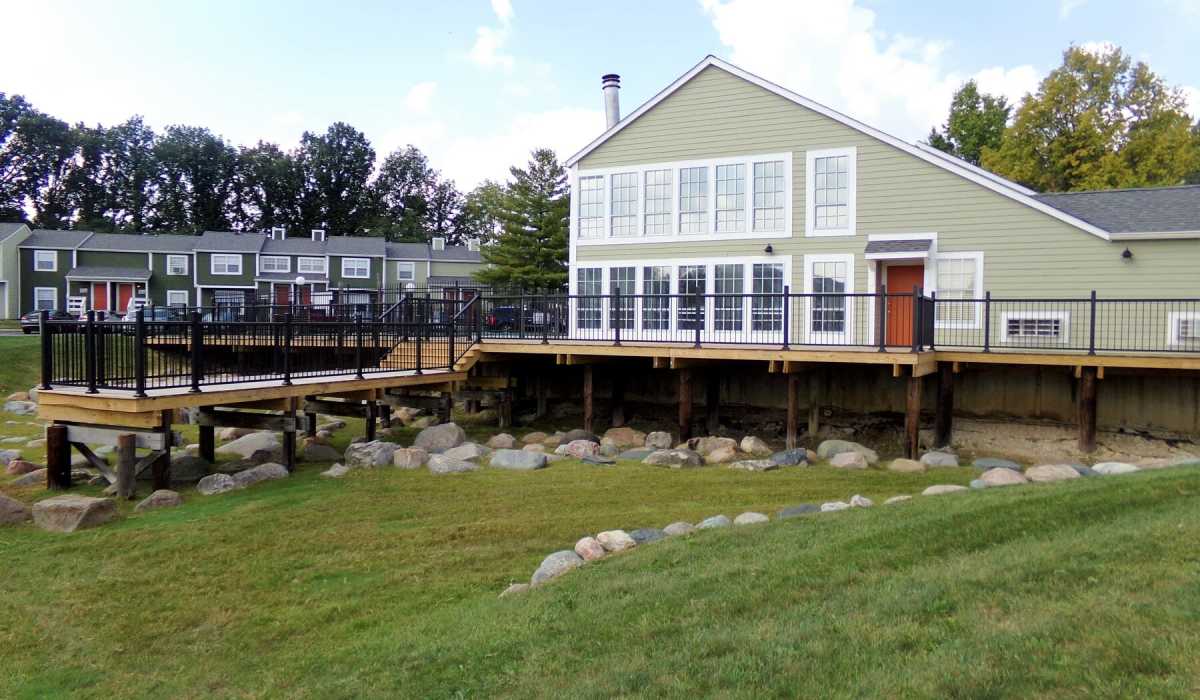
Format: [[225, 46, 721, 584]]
[[34, 250, 56, 271], [643, 169, 672, 235], [396, 261, 415, 281], [610, 173, 638, 237], [753, 160, 786, 232], [211, 254, 242, 275], [714, 164, 746, 233], [679, 166, 708, 234], [260, 256, 290, 273], [578, 176, 605, 239], [341, 257, 370, 279], [805, 147, 856, 237], [297, 257, 326, 274], [166, 254, 189, 276]]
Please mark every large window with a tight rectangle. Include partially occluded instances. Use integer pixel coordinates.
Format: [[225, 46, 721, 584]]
[[713, 263, 744, 331], [576, 267, 602, 329], [935, 253, 983, 327], [714, 164, 745, 233], [396, 261, 415, 281], [610, 173, 638, 237], [578, 176, 604, 239], [677, 265, 706, 329], [341, 258, 370, 279], [806, 147, 855, 236], [753, 160, 786, 232], [752, 263, 785, 331], [166, 290, 189, 307], [211, 254, 242, 275], [644, 169, 672, 235], [167, 255, 189, 276], [609, 266, 635, 329], [297, 257, 326, 274], [34, 250, 56, 271], [260, 256, 290, 273], [642, 266, 671, 330], [34, 287, 57, 311], [678, 167, 708, 234], [807, 257, 850, 336]]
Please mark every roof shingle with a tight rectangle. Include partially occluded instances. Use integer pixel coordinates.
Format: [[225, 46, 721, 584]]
[[1033, 185, 1200, 234]]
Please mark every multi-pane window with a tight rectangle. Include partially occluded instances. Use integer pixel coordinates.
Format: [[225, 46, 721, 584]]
[[936, 257, 979, 325], [677, 265, 706, 329], [166, 290, 188, 307], [753, 161, 786, 232], [396, 262, 415, 281], [643, 169, 672, 235], [642, 266, 671, 330], [260, 256, 290, 273], [341, 258, 370, 279], [679, 167, 708, 234], [167, 255, 189, 276], [715, 164, 745, 233], [610, 173, 638, 237], [578, 176, 604, 239], [297, 257, 326, 274], [34, 250, 56, 271], [752, 263, 785, 331], [211, 254, 242, 275], [713, 263, 744, 331], [811, 261, 847, 333], [34, 287, 56, 311], [609, 266, 635, 329], [813, 155, 850, 230], [577, 267, 602, 329]]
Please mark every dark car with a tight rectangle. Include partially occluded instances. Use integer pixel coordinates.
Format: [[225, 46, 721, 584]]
[[19, 309, 75, 334], [485, 305, 565, 333]]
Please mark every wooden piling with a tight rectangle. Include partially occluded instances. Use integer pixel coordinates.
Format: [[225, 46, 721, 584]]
[[1078, 366, 1098, 452], [582, 366, 594, 433], [611, 372, 626, 428], [905, 373, 922, 459], [705, 371, 720, 435], [786, 372, 800, 450], [116, 433, 136, 499], [151, 410, 171, 490], [46, 424, 71, 490], [678, 368, 693, 442], [807, 371, 821, 438], [199, 423, 215, 463], [934, 362, 954, 448]]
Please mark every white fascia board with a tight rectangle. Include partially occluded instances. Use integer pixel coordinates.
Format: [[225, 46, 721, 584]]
[[1109, 231, 1200, 240]]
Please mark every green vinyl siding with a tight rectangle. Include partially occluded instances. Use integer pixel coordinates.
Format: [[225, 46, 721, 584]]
[[386, 259, 429, 289], [20, 248, 71, 313], [329, 256, 382, 288], [429, 261, 481, 278], [149, 252, 194, 306], [195, 252, 255, 287], [75, 250, 148, 269], [0, 227, 30, 318]]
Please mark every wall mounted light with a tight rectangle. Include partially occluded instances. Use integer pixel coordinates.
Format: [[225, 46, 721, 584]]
[[1122, 247, 1133, 260], [764, 243, 774, 254]]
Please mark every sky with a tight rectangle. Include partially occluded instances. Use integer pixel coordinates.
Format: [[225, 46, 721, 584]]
[[3, 0, 1198, 190]]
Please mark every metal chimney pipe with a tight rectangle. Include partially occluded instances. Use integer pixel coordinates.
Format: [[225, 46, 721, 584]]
[[602, 74, 621, 129]]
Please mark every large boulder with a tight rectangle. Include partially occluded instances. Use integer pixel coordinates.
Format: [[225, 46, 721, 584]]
[[523, 444, 546, 453], [974, 457, 1021, 472], [734, 512, 769, 525], [134, 455, 209, 484], [32, 495, 115, 532], [489, 449, 547, 471], [7, 391, 28, 401], [321, 463, 351, 478], [1092, 462, 1140, 476], [821, 501, 851, 512], [391, 407, 423, 426], [645, 431, 673, 450], [602, 427, 646, 449], [413, 422, 466, 453], [232, 463, 289, 487], [697, 514, 731, 529], [688, 436, 737, 457], [777, 504, 819, 519], [980, 467, 1029, 487], [427, 454, 479, 474], [1025, 464, 1081, 483], [542, 432, 566, 449], [728, 459, 778, 472], [486, 433, 517, 450], [217, 427, 255, 442], [561, 429, 599, 444], [769, 449, 809, 467], [521, 431, 548, 445], [922, 484, 969, 496], [739, 436, 772, 456], [443, 442, 491, 462], [618, 448, 654, 461], [392, 447, 429, 469], [663, 521, 695, 536], [135, 489, 183, 512], [704, 445, 739, 464], [920, 451, 959, 468], [0, 449, 23, 466], [0, 493, 31, 525], [196, 473, 239, 495], [596, 530, 637, 552], [560, 439, 600, 459], [216, 432, 281, 460], [10, 469, 47, 487], [6, 459, 42, 476], [817, 440, 879, 465], [343, 440, 399, 469], [831, 452, 869, 470], [574, 536, 606, 561], [884, 495, 913, 505], [642, 449, 703, 468], [629, 528, 666, 544], [531, 550, 584, 585], [3, 400, 37, 415], [887, 458, 926, 474], [301, 442, 342, 463]]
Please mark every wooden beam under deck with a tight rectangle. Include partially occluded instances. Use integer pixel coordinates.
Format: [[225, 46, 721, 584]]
[[483, 341, 925, 368]]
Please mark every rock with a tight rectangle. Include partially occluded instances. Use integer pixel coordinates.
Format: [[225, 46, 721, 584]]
[[884, 495, 912, 505], [217, 427, 254, 442], [232, 463, 289, 487], [739, 436, 772, 456], [602, 427, 646, 449], [413, 422, 466, 452], [887, 458, 926, 474], [315, 430, 333, 443], [216, 432, 281, 459], [830, 452, 869, 470], [392, 447, 430, 469], [410, 416, 438, 429], [697, 514, 731, 529], [10, 469, 46, 487], [560, 429, 598, 444], [6, 459, 42, 476], [969, 479, 988, 490], [733, 511, 769, 525], [32, 495, 116, 532], [499, 582, 529, 598], [821, 501, 851, 512], [392, 407, 423, 426], [728, 459, 778, 472], [663, 521, 695, 536], [142, 455, 209, 484], [688, 436, 738, 457], [980, 467, 1029, 487], [196, 473, 239, 495], [1076, 467, 1098, 477], [522, 443, 546, 453], [321, 463, 352, 478], [816, 439, 878, 465], [531, 550, 584, 585], [0, 493, 32, 524], [26, 438, 45, 449], [521, 431, 548, 445], [443, 442, 491, 462], [922, 484, 969, 496], [769, 449, 808, 467], [617, 448, 654, 461], [27, 387, 38, 403], [596, 529, 637, 552], [582, 454, 616, 465], [135, 489, 182, 512], [318, 419, 347, 432], [644, 431, 673, 449], [561, 439, 600, 459], [1025, 464, 1081, 483], [489, 449, 547, 471], [974, 457, 1021, 471], [920, 451, 959, 468], [704, 445, 739, 464], [427, 454, 479, 474], [184, 443, 200, 455], [0, 449, 22, 466], [642, 449, 703, 468], [629, 528, 665, 544], [598, 443, 620, 458], [7, 391, 29, 401], [574, 536, 607, 561], [300, 443, 342, 463], [486, 433, 517, 450], [850, 494, 874, 508], [1, 436, 25, 444], [1092, 462, 1140, 476], [4, 400, 37, 415], [542, 432, 566, 449], [777, 504, 819, 519], [343, 440, 399, 469]]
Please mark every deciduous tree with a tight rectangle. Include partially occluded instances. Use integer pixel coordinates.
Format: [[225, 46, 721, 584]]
[[926, 80, 1010, 166]]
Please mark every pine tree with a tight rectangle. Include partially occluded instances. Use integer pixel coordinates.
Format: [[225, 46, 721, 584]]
[[476, 148, 568, 290]]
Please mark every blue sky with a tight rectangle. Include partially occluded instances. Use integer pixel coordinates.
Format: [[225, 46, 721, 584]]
[[3, 0, 1198, 189]]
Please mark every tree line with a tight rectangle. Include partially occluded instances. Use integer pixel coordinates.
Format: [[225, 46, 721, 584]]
[[0, 96, 506, 244]]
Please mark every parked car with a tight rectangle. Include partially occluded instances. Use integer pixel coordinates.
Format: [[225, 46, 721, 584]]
[[485, 305, 565, 333], [19, 309, 75, 334]]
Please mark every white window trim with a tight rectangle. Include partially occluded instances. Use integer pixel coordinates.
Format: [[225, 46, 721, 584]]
[[259, 255, 291, 274], [802, 253, 855, 344], [210, 254, 243, 276], [34, 250, 57, 272], [1166, 312, 1200, 347], [1000, 311, 1071, 345], [33, 286, 58, 311], [932, 251, 984, 330], [166, 290, 189, 307], [573, 152, 792, 246], [341, 257, 371, 279], [166, 254, 189, 276], [805, 146, 857, 238], [297, 257, 327, 275], [396, 261, 416, 281]]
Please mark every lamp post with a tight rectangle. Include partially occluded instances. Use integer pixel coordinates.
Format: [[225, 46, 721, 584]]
[[293, 275, 306, 307]]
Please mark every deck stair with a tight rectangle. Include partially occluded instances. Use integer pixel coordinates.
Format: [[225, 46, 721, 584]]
[[377, 340, 481, 373]]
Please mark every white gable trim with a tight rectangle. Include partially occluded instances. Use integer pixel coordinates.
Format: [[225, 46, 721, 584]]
[[566, 55, 1112, 241]]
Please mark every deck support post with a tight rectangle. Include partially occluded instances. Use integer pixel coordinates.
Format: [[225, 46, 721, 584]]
[[1078, 366, 1098, 453], [934, 362, 954, 448], [582, 366, 594, 434], [379, 403, 392, 428], [705, 371, 720, 435], [151, 410, 171, 490], [439, 392, 453, 424], [807, 371, 821, 438], [199, 423, 215, 464], [283, 400, 298, 472], [498, 389, 513, 429], [46, 423, 71, 490], [611, 371, 626, 428], [905, 373, 922, 460], [116, 433, 136, 500], [305, 411, 317, 438], [786, 372, 800, 450], [535, 374, 548, 419], [365, 400, 377, 442], [678, 368, 693, 442]]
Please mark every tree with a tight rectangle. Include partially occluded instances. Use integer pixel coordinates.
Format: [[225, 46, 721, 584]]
[[926, 80, 1010, 166], [102, 117, 157, 232], [982, 45, 1199, 191], [476, 148, 568, 289], [296, 122, 375, 235], [459, 179, 506, 245], [8, 111, 77, 228], [67, 123, 110, 230], [371, 145, 435, 240], [232, 141, 302, 232], [152, 125, 238, 232], [0, 93, 35, 220], [424, 178, 464, 243]]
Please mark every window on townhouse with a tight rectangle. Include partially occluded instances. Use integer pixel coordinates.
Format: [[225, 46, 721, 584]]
[[677, 265, 706, 329], [211, 254, 242, 275], [678, 167, 708, 234], [576, 267, 602, 329], [714, 164, 745, 233], [752, 263, 785, 331], [578, 176, 604, 239], [753, 160, 786, 232], [166, 290, 189, 307], [643, 169, 672, 235], [806, 148, 855, 236], [297, 257, 326, 274], [341, 258, 370, 279], [260, 256, 290, 273], [396, 261, 415, 281], [167, 255, 189, 275], [34, 250, 56, 271], [713, 263, 744, 331], [34, 287, 57, 311], [642, 266, 671, 330], [610, 173, 638, 237], [935, 254, 982, 327], [609, 266, 636, 328]]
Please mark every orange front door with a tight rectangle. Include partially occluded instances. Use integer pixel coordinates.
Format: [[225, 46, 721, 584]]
[[91, 283, 108, 311], [116, 283, 134, 313], [885, 265, 924, 346], [274, 284, 291, 305]]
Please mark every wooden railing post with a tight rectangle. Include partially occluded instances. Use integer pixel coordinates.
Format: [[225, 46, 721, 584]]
[[877, 284, 888, 352], [85, 310, 98, 394], [190, 311, 203, 393], [781, 285, 790, 350], [133, 307, 147, 398], [39, 310, 52, 390], [1088, 290, 1097, 355], [983, 291, 992, 353]]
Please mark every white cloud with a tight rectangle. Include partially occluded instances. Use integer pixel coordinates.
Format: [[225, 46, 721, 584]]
[[974, 65, 1041, 107], [491, 0, 514, 23], [404, 82, 438, 113], [1060, 0, 1087, 18], [1078, 40, 1119, 56], [468, 0, 515, 71], [1181, 85, 1200, 118], [701, 0, 1041, 140]]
